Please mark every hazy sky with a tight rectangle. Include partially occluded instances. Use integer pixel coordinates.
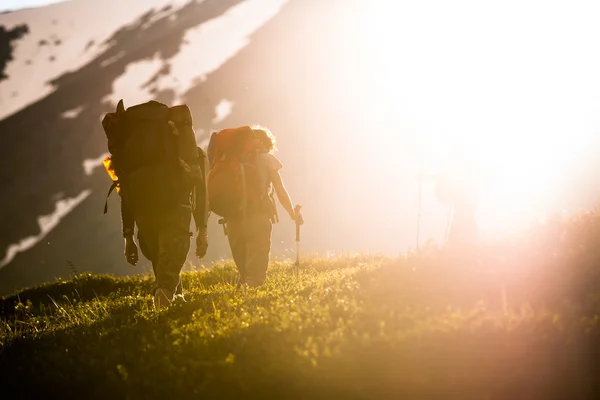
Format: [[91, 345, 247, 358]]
[[350, 0, 600, 239], [1, 0, 65, 12]]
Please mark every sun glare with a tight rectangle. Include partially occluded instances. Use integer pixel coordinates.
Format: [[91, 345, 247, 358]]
[[351, 0, 600, 239]]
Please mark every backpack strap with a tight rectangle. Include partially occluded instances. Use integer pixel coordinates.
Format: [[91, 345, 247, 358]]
[[103, 180, 120, 214]]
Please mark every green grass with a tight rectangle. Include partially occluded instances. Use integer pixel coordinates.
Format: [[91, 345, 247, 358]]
[[2, 211, 600, 399]]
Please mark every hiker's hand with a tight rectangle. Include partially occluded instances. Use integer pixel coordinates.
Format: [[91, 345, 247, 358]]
[[124, 236, 138, 266], [292, 205, 304, 225], [196, 228, 208, 258], [294, 212, 304, 226]]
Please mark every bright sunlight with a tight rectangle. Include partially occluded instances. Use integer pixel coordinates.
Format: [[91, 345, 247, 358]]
[[351, 0, 600, 238]]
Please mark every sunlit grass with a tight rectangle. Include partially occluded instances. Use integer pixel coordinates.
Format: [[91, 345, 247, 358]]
[[1, 212, 600, 398]]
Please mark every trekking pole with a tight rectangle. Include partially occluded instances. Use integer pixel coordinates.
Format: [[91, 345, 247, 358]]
[[294, 205, 304, 275]]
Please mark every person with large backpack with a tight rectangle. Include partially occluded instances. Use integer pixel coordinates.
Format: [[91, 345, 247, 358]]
[[102, 100, 209, 308], [207, 125, 299, 287]]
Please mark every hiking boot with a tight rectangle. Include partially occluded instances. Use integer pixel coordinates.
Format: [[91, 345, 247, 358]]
[[154, 288, 174, 309], [173, 293, 186, 303], [245, 275, 265, 288]]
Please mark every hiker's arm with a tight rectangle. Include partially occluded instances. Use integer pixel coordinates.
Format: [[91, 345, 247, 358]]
[[121, 198, 135, 238], [193, 147, 209, 258], [121, 199, 138, 265], [270, 170, 296, 221], [193, 148, 210, 231]]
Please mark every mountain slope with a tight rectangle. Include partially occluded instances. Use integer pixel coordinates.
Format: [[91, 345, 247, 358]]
[[2, 0, 423, 295], [0, 0, 322, 294], [5, 0, 600, 296]]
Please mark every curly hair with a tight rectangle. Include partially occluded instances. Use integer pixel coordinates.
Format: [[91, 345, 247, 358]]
[[250, 124, 277, 153]]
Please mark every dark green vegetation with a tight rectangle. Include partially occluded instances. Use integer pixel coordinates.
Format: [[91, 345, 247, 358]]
[[0, 24, 29, 81], [2, 211, 600, 399]]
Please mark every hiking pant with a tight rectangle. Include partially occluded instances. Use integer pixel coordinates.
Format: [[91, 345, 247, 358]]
[[136, 205, 192, 294], [226, 213, 273, 287]]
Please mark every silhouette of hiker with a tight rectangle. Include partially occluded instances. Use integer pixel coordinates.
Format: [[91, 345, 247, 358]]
[[102, 101, 209, 308], [208, 125, 300, 287]]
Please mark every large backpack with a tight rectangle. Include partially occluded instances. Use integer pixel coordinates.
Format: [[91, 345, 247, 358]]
[[101, 100, 200, 217], [207, 126, 271, 219]]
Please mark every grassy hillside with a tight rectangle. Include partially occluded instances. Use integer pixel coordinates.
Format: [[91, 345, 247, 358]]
[[2, 212, 600, 399]]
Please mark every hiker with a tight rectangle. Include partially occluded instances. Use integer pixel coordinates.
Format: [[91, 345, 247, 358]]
[[102, 100, 209, 308], [207, 125, 299, 287]]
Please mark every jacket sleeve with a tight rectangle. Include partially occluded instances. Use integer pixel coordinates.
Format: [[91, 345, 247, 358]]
[[193, 146, 210, 230], [121, 195, 135, 237]]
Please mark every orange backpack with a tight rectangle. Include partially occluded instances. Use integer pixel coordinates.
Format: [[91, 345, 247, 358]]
[[207, 126, 266, 218]]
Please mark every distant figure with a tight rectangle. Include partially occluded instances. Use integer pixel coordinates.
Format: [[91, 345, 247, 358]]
[[207, 125, 299, 287], [435, 160, 480, 247], [102, 100, 209, 309]]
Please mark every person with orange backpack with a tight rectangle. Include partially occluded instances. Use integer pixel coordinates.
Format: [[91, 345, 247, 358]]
[[102, 100, 209, 308], [207, 125, 300, 287]]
